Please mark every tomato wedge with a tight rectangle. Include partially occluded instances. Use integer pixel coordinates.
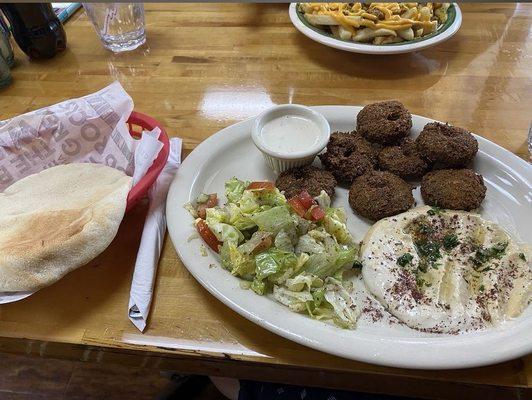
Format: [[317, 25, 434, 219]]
[[196, 220, 221, 253], [197, 194, 218, 219], [205, 193, 218, 208], [250, 233, 273, 256], [247, 181, 275, 190], [309, 205, 326, 222], [288, 197, 307, 217], [297, 190, 315, 210]]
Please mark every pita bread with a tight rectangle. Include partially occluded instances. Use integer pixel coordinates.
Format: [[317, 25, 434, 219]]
[[0, 163, 132, 292]]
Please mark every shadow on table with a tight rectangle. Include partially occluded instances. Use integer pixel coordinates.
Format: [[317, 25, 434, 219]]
[[293, 33, 457, 86]]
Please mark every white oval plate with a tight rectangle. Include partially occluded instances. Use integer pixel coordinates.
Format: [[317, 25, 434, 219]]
[[166, 106, 532, 369], [288, 3, 462, 55]]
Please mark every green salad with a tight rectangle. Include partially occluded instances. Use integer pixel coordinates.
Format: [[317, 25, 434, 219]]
[[188, 178, 360, 329]]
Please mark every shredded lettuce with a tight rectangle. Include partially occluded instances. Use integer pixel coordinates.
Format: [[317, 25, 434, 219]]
[[225, 178, 249, 203], [220, 242, 255, 278], [314, 190, 331, 209], [205, 207, 229, 224], [295, 233, 324, 254], [303, 244, 356, 279], [322, 278, 359, 329], [251, 206, 295, 236], [274, 229, 294, 253], [183, 202, 198, 218], [292, 213, 313, 236], [206, 207, 244, 245], [209, 222, 244, 246], [255, 249, 297, 281], [285, 273, 323, 292], [273, 285, 313, 312], [323, 208, 352, 244], [227, 203, 256, 231], [238, 231, 271, 255], [250, 187, 286, 207], [191, 177, 360, 329]]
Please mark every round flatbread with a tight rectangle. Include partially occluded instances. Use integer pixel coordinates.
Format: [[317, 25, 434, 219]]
[[0, 163, 132, 292]]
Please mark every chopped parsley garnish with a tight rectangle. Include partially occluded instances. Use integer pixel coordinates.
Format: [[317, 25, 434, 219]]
[[443, 234, 459, 250], [419, 224, 434, 235], [413, 240, 442, 280], [415, 274, 432, 288], [519, 253, 527, 261], [479, 284, 485, 292], [397, 253, 413, 267], [427, 206, 442, 216], [470, 242, 508, 269], [418, 260, 428, 273], [353, 260, 363, 269], [415, 240, 442, 263]]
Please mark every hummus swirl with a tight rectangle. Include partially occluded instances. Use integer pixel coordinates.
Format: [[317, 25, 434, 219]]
[[361, 206, 531, 333]]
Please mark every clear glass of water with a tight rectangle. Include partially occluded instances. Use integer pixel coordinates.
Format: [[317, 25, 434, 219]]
[[0, 19, 14, 66], [83, 3, 146, 53]]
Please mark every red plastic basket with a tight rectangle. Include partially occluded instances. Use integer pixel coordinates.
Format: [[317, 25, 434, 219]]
[[125, 111, 170, 212]]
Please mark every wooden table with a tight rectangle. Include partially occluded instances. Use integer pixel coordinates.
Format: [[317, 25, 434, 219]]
[[0, 3, 530, 399]]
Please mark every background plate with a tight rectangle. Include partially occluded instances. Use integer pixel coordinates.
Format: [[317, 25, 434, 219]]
[[166, 106, 531, 369], [288, 3, 462, 55]]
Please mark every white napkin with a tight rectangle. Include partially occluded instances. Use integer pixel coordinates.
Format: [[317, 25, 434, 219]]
[[128, 137, 182, 332], [132, 127, 164, 186]]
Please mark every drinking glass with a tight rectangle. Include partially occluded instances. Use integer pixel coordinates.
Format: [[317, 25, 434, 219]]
[[0, 17, 14, 66], [83, 3, 145, 53]]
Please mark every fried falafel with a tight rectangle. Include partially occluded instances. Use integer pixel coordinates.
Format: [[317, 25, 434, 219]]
[[357, 101, 412, 145], [421, 169, 486, 211], [276, 165, 336, 199], [416, 122, 478, 168], [349, 171, 414, 221], [319, 131, 378, 185], [378, 138, 429, 179]]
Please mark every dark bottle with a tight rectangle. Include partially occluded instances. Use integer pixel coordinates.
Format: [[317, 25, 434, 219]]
[[0, 3, 66, 59]]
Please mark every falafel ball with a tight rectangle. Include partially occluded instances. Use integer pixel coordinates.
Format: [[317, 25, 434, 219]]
[[348, 171, 414, 221], [319, 131, 378, 185], [357, 101, 412, 145], [276, 165, 336, 199], [421, 169, 486, 211], [378, 138, 430, 179], [416, 122, 478, 168]]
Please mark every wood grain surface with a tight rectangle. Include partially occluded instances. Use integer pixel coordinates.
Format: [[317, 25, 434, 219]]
[[0, 3, 530, 399]]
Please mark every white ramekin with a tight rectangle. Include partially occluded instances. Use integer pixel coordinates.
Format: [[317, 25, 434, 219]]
[[251, 104, 330, 174]]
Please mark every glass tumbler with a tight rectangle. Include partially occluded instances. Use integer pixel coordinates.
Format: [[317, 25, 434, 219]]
[[0, 18, 14, 66], [83, 3, 145, 53]]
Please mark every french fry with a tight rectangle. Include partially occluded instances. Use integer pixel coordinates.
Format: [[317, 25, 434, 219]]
[[299, 2, 448, 45], [374, 36, 404, 45], [401, 7, 417, 20], [304, 13, 340, 26], [435, 3, 450, 23], [353, 27, 396, 42], [422, 20, 437, 35], [397, 27, 414, 41], [331, 25, 352, 40], [338, 25, 353, 40], [330, 25, 341, 39]]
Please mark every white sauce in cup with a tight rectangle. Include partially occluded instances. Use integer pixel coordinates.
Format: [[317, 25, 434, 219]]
[[260, 115, 321, 154]]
